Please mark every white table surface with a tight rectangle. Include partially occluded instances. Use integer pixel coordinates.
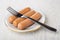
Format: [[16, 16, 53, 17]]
[[0, 0, 60, 40]]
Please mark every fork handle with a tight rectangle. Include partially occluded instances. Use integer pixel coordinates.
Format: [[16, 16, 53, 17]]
[[37, 21, 57, 32], [27, 17, 57, 32]]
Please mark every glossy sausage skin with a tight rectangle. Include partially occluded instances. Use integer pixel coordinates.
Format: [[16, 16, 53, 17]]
[[13, 17, 26, 27], [18, 12, 42, 30], [19, 7, 31, 14], [8, 16, 17, 23], [31, 12, 42, 20], [24, 10, 35, 17]]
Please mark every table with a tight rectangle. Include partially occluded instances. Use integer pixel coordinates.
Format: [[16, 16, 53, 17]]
[[0, 0, 60, 40]]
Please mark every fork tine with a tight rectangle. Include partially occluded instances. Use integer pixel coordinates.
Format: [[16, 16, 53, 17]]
[[7, 7, 22, 17], [7, 7, 18, 15]]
